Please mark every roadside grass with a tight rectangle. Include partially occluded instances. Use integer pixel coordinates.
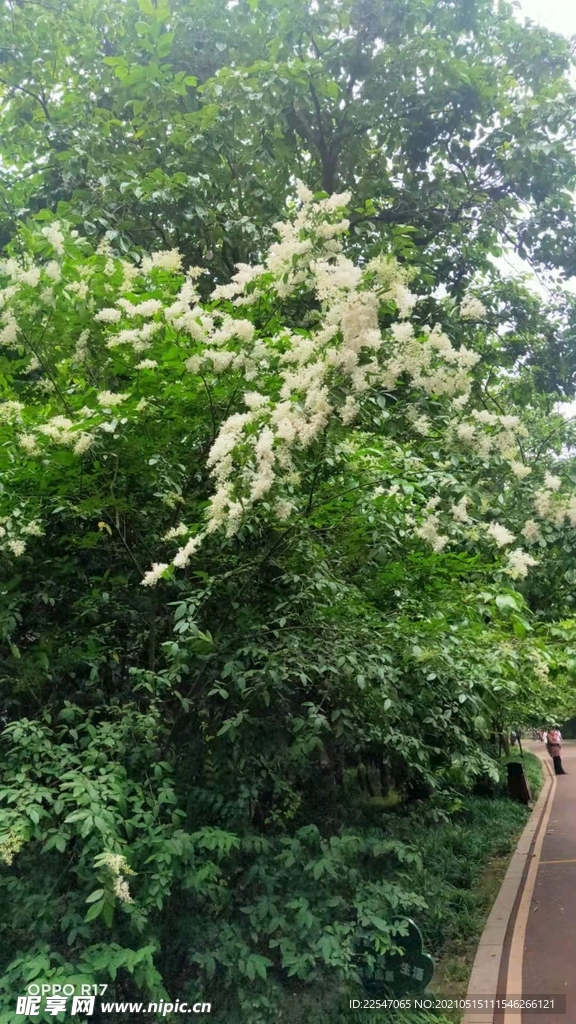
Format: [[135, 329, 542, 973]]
[[285, 752, 543, 1024], [422, 751, 544, 1020]]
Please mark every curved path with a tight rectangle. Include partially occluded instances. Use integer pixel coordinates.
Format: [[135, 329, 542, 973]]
[[463, 740, 576, 1024], [521, 740, 576, 1024]]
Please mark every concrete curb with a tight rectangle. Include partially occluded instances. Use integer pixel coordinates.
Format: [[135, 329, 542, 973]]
[[461, 751, 553, 1024]]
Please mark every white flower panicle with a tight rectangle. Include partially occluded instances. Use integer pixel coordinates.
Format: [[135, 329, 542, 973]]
[[41, 222, 65, 255], [172, 534, 203, 568], [22, 520, 43, 537], [522, 519, 541, 543], [163, 523, 188, 541], [96, 391, 127, 408], [533, 489, 554, 519], [544, 471, 562, 492], [505, 548, 538, 579], [0, 401, 24, 422], [417, 514, 449, 553], [510, 460, 531, 479], [487, 522, 515, 547], [451, 496, 471, 523], [140, 563, 169, 587], [141, 249, 183, 275], [73, 432, 95, 455], [100, 852, 135, 904], [8, 539, 26, 557], [95, 307, 122, 323], [460, 294, 487, 320]]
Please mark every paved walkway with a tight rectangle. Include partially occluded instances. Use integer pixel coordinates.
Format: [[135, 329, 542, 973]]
[[522, 740, 576, 1024]]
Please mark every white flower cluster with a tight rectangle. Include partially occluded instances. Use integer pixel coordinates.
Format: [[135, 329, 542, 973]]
[[530, 651, 550, 684], [0, 510, 45, 558], [505, 548, 538, 579], [451, 496, 471, 523], [521, 519, 541, 543], [97, 391, 127, 408], [41, 222, 65, 255], [0, 401, 25, 422], [460, 294, 487, 320], [141, 249, 183, 275], [141, 563, 169, 587], [416, 514, 449, 553], [487, 522, 515, 547], [100, 851, 135, 904], [526, 468, 576, 532]]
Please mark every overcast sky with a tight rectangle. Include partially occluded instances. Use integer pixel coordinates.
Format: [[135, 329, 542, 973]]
[[516, 0, 576, 38]]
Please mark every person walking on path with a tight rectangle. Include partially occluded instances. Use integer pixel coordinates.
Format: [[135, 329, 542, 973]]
[[546, 726, 567, 775]]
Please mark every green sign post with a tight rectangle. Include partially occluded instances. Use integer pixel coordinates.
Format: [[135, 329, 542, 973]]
[[359, 919, 435, 996]]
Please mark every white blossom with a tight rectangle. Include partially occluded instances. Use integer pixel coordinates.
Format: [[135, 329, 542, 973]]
[[141, 249, 183, 274], [544, 471, 562, 492], [22, 520, 43, 537], [113, 877, 134, 904], [117, 298, 162, 318], [505, 548, 538, 579], [521, 519, 541, 543], [456, 423, 476, 443], [8, 539, 26, 556], [18, 433, 39, 455], [295, 180, 314, 204], [534, 489, 554, 519], [73, 433, 95, 455], [510, 461, 531, 479], [275, 499, 295, 520], [0, 317, 19, 347], [460, 295, 487, 319], [44, 260, 61, 282], [487, 522, 515, 547], [499, 415, 521, 431], [341, 396, 359, 425], [41, 222, 65, 255], [66, 279, 89, 302], [95, 307, 122, 323], [0, 401, 24, 421], [472, 409, 499, 426], [163, 523, 188, 541], [412, 415, 431, 436], [451, 496, 471, 523], [96, 391, 127, 408], [140, 562, 169, 587], [172, 535, 203, 568], [417, 514, 449, 553]]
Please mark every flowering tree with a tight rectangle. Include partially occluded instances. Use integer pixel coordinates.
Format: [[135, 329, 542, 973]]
[[0, 189, 575, 1019], [0, 189, 571, 579]]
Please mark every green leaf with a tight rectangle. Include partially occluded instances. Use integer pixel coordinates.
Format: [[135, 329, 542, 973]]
[[86, 889, 105, 903], [85, 901, 104, 922]]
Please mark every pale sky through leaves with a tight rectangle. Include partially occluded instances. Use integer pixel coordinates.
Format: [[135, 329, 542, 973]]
[[516, 0, 576, 37], [499, 1, 576, 417]]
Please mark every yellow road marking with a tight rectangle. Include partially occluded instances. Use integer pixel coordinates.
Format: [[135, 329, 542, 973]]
[[504, 757, 557, 1024], [540, 858, 576, 864]]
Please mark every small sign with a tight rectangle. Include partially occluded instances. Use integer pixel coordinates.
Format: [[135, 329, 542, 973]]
[[359, 918, 435, 996]]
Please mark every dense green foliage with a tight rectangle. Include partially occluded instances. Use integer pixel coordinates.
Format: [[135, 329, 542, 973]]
[[1, 1, 576, 1022]]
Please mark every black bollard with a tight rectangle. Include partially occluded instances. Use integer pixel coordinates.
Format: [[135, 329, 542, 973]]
[[507, 761, 531, 804]]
